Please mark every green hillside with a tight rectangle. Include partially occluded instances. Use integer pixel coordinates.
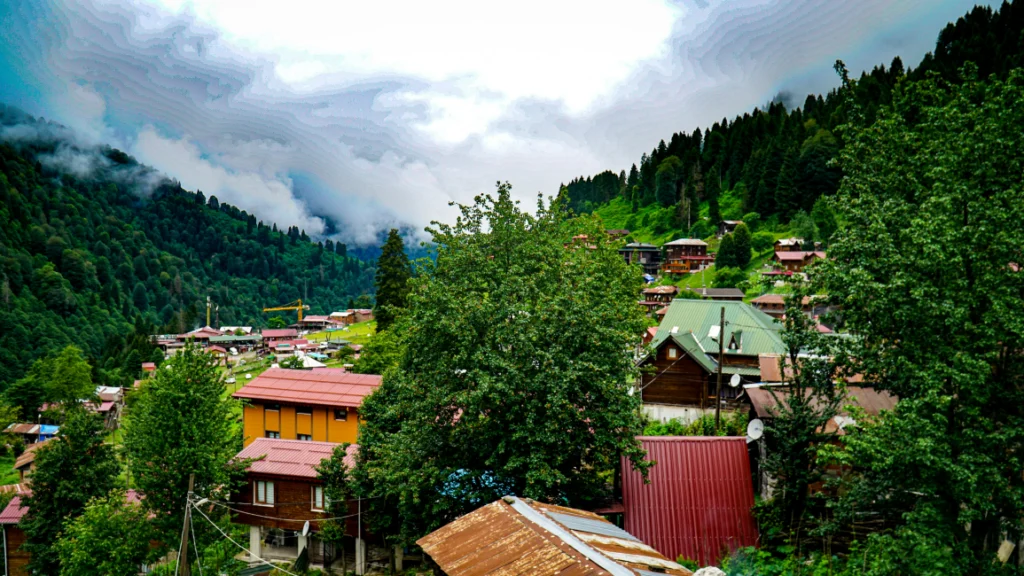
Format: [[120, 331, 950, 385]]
[[0, 109, 375, 389]]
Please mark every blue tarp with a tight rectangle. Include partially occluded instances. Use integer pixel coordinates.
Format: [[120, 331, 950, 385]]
[[38, 425, 59, 435], [643, 274, 656, 283]]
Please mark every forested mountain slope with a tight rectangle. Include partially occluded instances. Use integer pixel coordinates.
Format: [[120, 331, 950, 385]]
[[0, 107, 375, 388], [564, 1, 1024, 237]]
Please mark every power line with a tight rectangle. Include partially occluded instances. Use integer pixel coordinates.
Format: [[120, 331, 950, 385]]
[[203, 498, 361, 524], [190, 500, 300, 576], [189, 507, 204, 576]]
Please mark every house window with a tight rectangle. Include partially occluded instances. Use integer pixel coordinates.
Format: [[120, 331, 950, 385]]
[[667, 347, 678, 359], [312, 486, 325, 511], [334, 409, 348, 421], [266, 431, 281, 439], [265, 403, 280, 412], [255, 480, 275, 506], [296, 406, 312, 415], [297, 434, 312, 441]]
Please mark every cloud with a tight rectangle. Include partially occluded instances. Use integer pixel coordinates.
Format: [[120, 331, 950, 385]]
[[131, 127, 326, 234], [0, 0, 996, 245]]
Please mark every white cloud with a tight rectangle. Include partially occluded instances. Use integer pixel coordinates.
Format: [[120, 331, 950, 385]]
[[131, 127, 326, 234]]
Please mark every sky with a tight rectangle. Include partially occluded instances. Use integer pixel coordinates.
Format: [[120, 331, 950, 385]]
[[0, 0, 994, 244]]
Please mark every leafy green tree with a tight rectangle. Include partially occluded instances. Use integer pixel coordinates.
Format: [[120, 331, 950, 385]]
[[123, 344, 243, 546], [373, 229, 411, 332], [355, 183, 651, 544], [810, 197, 837, 247], [55, 490, 156, 576], [711, 267, 746, 289], [751, 231, 775, 254], [351, 327, 404, 375], [315, 444, 356, 570], [731, 223, 752, 268], [655, 156, 684, 206], [267, 316, 287, 329], [790, 210, 817, 247], [46, 345, 95, 405], [716, 234, 737, 268], [21, 409, 119, 575], [817, 66, 1024, 572]]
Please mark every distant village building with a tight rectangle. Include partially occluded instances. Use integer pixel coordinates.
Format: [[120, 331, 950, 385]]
[[619, 243, 661, 276], [771, 251, 826, 273], [638, 300, 784, 423], [606, 228, 630, 239], [621, 437, 758, 566], [639, 285, 678, 316], [686, 287, 745, 301], [418, 496, 691, 576], [718, 220, 744, 237], [231, 439, 371, 573], [773, 237, 805, 252], [233, 368, 382, 447], [261, 329, 299, 348], [292, 315, 339, 331], [219, 326, 254, 335], [661, 239, 713, 275]]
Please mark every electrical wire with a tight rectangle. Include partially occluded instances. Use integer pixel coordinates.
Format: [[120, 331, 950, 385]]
[[190, 500, 300, 576], [203, 498, 360, 523], [174, 496, 187, 576], [189, 506, 204, 576]]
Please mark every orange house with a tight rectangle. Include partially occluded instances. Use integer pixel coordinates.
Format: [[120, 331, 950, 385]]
[[233, 368, 382, 447]]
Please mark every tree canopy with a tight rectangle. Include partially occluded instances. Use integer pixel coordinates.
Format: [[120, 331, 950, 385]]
[[373, 228, 412, 332], [354, 183, 651, 544]]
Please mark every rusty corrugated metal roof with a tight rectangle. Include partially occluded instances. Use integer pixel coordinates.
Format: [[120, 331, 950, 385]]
[[235, 438, 357, 479], [746, 386, 897, 420], [232, 368, 381, 408], [417, 497, 691, 576], [15, 439, 54, 470], [621, 437, 758, 567], [0, 489, 141, 525]]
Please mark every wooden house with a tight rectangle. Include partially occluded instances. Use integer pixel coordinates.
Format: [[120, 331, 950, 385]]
[[771, 250, 826, 272], [233, 368, 381, 447], [261, 329, 299, 348], [661, 238, 713, 275], [606, 228, 630, 239], [718, 220, 744, 237], [232, 439, 373, 573], [619, 242, 661, 276], [751, 293, 786, 317], [639, 285, 678, 316], [638, 300, 784, 423], [773, 237, 805, 252]]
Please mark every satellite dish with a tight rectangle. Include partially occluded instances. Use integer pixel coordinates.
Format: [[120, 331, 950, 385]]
[[627, 387, 635, 397], [301, 521, 310, 537], [746, 418, 764, 442], [729, 374, 742, 388]]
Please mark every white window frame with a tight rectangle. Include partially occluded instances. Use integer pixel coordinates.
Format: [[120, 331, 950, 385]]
[[312, 486, 325, 511], [254, 480, 275, 507], [667, 347, 678, 360]]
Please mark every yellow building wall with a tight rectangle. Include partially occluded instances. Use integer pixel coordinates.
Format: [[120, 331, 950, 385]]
[[280, 406, 297, 439], [327, 407, 360, 444], [242, 405, 264, 447], [296, 413, 312, 436], [312, 409, 328, 441]]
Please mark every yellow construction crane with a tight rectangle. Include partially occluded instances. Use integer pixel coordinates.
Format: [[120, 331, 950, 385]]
[[262, 299, 310, 324]]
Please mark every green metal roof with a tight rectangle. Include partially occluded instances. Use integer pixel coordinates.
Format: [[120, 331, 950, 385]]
[[652, 299, 784, 357], [208, 335, 262, 343]]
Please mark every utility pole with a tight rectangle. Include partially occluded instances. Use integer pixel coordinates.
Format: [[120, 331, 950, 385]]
[[205, 296, 211, 328], [715, 307, 725, 434], [178, 473, 195, 576]]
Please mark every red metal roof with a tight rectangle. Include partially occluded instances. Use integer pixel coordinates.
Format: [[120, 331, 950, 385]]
[[232, 368, 381, 408], [746, 386, 896, 420], [0, 490, 141, 525], [621, 437, 758, 566], [235, 438, 357, 479], [262, 329, 299, 339], [773, 251, 826, 261]]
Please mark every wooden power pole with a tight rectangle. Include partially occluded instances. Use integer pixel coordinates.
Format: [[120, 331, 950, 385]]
[[715, 306, 725, 434], [178, 473, 195, 576]]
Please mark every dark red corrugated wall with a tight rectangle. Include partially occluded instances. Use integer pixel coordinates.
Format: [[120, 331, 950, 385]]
[[621, 436, 758, 566]]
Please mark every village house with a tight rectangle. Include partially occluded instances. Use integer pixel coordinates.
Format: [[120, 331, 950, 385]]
[[219, 326, 254, 335], [606, 228, 630, 239], [261, 328, 299, 348], [13, 438, 53, 482], [418, 496, 691, 576], [233, 368, 382, 447], [4, 424, 57, 446], [718, 220, 744, 237], [232, 438, 374, 574], [0, 490, 143, 576], [639, 285, 678, 316], [292, 315, 339, 332], [771, 250, 827, 273], [209, 333, 262, 354], [619, 242, 662, 276], [638, 299, 784, 423], [621, 437, 759, 567], [661, 238, 714, 275], [773, 237, 805, 252], [175, 325, 224, 343], [686, 287, 746, 301], [141, 361, 157, 374]]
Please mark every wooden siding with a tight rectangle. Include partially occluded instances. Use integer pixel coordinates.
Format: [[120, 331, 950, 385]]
[[232, 475, 362, 538], [641, 343, 709, 406], [242, 403, 361, 446], [5, 526, 30, 576]]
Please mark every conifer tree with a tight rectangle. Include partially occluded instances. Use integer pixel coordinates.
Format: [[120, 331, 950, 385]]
[[732, 223, 753, 268], [373, 229, 412, 332], [716, 233, 737, 269]]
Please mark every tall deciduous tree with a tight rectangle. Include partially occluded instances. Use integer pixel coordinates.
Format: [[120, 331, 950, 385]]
[[373, 229, 411, 332], [55, 490, 156, 576], [355, 183, 650, 544], [818, 65, 1024, 572], [123, 344, 243, 546], [21, 409, 119, 575]]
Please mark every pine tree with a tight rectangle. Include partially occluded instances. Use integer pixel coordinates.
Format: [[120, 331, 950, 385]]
[[373, 229, 412, 332], [716, 234, 737, 268], [732, 223, 752, 268]]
